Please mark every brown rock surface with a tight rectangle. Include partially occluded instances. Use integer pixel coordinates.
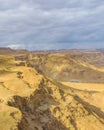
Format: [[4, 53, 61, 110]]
[[0, 49, 104, 130]]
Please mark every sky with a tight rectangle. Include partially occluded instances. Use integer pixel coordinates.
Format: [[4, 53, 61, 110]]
[[0, 0, 104, 50]]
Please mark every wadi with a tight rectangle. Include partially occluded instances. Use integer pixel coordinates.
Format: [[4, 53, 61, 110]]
[[0, 48, 104, 130]]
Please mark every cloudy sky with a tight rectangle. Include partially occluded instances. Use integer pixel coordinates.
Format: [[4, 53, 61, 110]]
[[0, 0, 104, 50]]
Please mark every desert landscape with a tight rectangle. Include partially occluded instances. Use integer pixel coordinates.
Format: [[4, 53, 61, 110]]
[[0, 48, 104, 130]]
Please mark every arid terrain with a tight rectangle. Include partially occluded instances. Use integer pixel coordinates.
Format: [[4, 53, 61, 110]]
[[0, 48, 104, 130]]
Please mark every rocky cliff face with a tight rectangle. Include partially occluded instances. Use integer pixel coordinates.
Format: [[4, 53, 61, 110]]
[[0, 50, 104, 130], [7, 78, 104, 130]]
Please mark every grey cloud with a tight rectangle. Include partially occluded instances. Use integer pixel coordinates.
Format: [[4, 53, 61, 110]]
[[0, 0, 104, 50]]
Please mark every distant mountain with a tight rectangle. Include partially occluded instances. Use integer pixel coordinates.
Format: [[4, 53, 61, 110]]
[[96, 48, 104, 53], [0, 47, 29, 55]]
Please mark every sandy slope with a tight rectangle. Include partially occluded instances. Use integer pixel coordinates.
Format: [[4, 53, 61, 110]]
[[61, 82, 104, 91], [0, 51, 104, 130]]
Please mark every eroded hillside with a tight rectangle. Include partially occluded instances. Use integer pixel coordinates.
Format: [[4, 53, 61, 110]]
[[0, 49, 104, 130], [15, 49, 104, 83]]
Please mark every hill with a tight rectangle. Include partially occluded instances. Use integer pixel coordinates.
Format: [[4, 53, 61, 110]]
[[0, 48, 104, 130]]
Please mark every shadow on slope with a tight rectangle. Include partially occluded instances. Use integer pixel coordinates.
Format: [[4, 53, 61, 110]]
[[8, 84, 70, 130], [74, 95, 104, 122]]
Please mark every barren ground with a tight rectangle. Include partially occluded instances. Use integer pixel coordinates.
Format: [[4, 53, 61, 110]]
[[0, 49, 104, 130]]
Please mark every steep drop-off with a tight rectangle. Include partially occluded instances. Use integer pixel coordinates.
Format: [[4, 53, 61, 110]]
[[15, 50, 104, 83], [0, 49, 104, 130], [8, 78, 104, 130]]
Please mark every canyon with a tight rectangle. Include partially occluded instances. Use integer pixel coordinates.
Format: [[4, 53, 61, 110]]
[[0, 48, 104, 130]]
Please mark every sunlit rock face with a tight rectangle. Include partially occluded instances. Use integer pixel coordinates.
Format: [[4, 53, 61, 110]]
[[0, 49, 104, 130]]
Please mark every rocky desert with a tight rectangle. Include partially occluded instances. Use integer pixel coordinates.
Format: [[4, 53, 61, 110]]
[[0, 48, 104, 130]]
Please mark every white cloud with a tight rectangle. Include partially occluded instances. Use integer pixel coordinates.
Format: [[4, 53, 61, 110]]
[[7, 44, 25, 49]]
